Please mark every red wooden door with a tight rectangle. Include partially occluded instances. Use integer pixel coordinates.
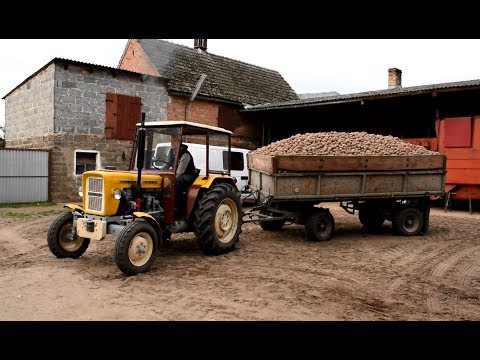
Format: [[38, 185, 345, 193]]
[[105, 93, 142, 140]]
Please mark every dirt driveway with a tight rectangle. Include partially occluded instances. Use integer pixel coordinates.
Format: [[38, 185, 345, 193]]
[[1, 202, 479, 320]]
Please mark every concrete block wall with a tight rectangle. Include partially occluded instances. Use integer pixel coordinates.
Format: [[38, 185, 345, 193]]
[[4, 64, 55, 141], [54, 62, 168, 134]]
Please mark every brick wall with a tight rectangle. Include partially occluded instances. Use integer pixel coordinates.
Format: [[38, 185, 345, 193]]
[[4, 64, 55, 141], [167, 96, 219, 127], [167, 94, 262, 150], [8, 134, 133, 202], [118, 39, 159, 76], [54, 62, 168, 134]]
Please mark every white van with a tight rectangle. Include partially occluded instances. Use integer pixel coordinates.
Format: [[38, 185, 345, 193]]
[[153, 142, 250, 193]]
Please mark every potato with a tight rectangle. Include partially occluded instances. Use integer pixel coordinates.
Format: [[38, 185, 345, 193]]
[[251, 131, 438, 157]]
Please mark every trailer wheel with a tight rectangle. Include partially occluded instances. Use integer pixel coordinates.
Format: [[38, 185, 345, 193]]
[[358, 207, 385, 232], [47, 211, 90, 258], [114, 220, 158, 276], [194, 183, 242, 255], [260, 219, 286, 231], [392, 207, 423, 236], [305, 209, 335, 242]]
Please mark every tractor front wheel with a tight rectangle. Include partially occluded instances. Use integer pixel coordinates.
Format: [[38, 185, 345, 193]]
[[114, 220, 158, 275], [47, 212, 90, 258]]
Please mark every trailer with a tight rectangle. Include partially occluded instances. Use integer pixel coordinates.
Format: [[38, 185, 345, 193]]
[[243, 153, 446, 241]]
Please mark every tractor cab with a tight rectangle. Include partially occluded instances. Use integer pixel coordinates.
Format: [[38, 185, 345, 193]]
[[130, 120, 236, 223]]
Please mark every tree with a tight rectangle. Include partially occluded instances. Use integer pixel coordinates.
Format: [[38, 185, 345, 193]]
[[0, 125, 5, 148]]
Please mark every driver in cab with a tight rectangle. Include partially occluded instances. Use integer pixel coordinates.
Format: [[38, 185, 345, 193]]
[[161, 135, 197, 208]]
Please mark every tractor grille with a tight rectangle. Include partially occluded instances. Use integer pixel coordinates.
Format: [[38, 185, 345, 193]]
[[86, 177, 103, 212]]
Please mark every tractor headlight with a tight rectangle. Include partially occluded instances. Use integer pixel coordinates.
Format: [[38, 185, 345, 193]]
[[113, 188, 122, 200], [78, 186, 83, 197]]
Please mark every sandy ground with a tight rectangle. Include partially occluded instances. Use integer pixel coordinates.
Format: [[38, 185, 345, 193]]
[[1, 202, 480, 321]]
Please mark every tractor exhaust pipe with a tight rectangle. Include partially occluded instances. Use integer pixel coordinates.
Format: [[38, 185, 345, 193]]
[[136, 112, 146, 191]]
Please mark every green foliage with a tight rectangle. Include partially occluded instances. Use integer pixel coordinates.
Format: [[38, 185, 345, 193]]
[[0, 201, 56, 208], [4, 212, 30, 219]]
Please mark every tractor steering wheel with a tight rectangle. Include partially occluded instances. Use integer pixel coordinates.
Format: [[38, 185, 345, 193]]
[[152, 159, 170, 170]]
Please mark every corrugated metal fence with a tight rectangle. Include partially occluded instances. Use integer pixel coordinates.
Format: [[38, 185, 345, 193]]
[[0, 149, 50, 203]]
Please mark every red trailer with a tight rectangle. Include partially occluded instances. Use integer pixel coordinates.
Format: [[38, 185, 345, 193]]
[[403, 116, 480, 205]]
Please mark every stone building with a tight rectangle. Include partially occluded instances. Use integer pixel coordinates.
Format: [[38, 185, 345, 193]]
[[3, 58, 168, 201], [3, 40, 298, 202]]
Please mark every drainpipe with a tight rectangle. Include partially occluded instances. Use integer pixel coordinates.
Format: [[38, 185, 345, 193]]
[[184, 74, 207, 121]]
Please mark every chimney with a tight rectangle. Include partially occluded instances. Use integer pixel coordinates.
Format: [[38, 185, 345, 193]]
[[194, 39, 207, 54], [388, 68, 402, 88]]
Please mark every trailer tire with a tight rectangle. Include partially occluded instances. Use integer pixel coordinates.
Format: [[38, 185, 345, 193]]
[[392, 207, 423, 236], [259, 212, 286, 231], [47, 211, 90, 258], [358, 207, 385, 232], [194, 183, 242, 255], [114, 220, 158, 276], [305, 209, 334, 242]]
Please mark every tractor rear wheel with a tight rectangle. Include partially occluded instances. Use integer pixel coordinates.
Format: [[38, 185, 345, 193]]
[[194, 183, 242, 255]]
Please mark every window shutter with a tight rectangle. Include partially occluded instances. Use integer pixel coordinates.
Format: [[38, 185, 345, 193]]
[[116, 94, 142, 140], [105, 93, 118, 139]]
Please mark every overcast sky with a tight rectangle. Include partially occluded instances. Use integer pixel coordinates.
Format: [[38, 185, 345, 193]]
[[2, 39, 480, 132]]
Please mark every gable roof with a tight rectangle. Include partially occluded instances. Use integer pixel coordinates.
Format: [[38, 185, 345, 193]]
[[244, 78, 480, 111], [136, 39, 298, 106]]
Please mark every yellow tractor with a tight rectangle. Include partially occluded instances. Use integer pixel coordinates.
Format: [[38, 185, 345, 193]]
[[47, 115, 242, 275]]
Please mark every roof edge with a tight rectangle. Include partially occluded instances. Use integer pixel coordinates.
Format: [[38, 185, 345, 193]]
[[3, 57, 168, 99]]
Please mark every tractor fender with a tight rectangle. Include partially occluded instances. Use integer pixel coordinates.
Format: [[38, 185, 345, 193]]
[[186, 177, 237, 219], [64, 203, 84, 213], [195, 176, 236, 189], [132, 212, 163, 243]]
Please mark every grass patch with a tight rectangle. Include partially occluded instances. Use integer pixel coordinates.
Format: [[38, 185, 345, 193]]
[[0, 201, 56, 209], [4, 212, 31, 219], [38, 209, 65, 216]]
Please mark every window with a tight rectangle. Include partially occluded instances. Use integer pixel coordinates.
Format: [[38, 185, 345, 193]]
[[105, 93, 142, 140], [223, 151, 244, 171], [75, 150, 100, 175]]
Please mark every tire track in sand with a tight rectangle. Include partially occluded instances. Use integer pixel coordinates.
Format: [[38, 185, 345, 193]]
[[425, 245, 480, 315]]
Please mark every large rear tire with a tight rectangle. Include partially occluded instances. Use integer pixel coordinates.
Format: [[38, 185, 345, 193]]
[[114, 220, 158, 275], [194, 183, 242, 255], [47, 211, 90, 258], [305, 209, 335, 242]]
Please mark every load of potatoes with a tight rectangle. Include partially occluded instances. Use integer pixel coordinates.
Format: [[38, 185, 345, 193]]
[[251, 131, 439, 156]]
